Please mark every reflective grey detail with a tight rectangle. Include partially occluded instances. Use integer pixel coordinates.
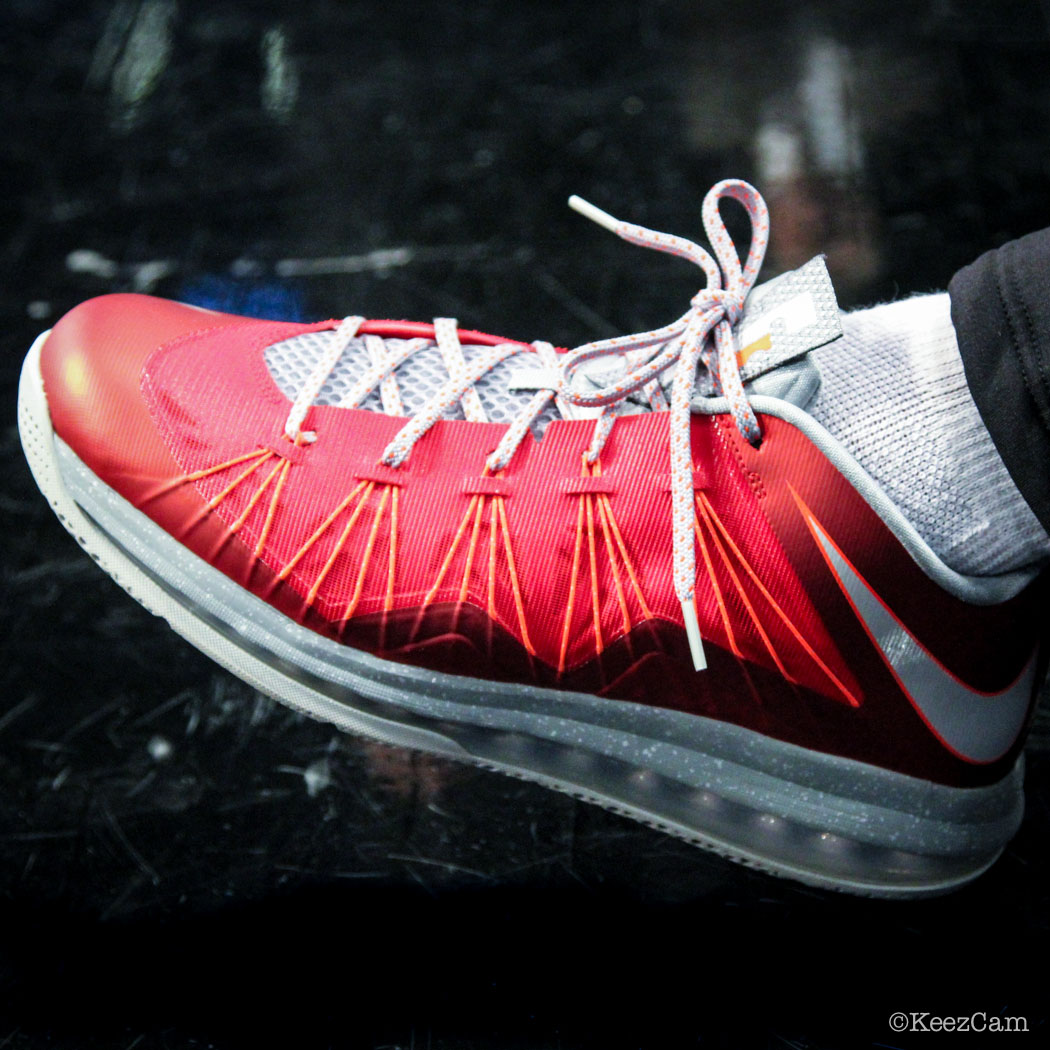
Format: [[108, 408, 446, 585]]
[[809, 514, 1036, 763], [692, 391, 1038, 605], [734, 256, 843, 382], [52, 436, 1023, 869]]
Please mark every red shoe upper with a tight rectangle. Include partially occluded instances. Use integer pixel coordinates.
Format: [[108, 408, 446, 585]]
[[40, 293, 1048, 788]]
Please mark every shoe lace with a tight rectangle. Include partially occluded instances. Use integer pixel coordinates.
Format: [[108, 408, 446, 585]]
[[282, 179, 769, 673]]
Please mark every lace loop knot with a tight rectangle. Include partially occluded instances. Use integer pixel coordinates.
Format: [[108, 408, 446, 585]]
[[567, 179, 770, 670], [286, 180, 772, 676], [693, 286, 746, 327]]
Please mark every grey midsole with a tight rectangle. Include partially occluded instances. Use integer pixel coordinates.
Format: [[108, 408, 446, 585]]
[[56, 437, 1022, 858]]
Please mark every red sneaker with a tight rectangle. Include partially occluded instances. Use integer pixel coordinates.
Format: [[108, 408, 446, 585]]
[[18, 181, 1044, 896]]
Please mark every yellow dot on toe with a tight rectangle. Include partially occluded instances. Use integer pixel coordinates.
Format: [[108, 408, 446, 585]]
[[63, 353, 90, 400]]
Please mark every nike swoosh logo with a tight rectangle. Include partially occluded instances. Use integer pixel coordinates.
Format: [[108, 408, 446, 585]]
[[796, 500, 1037, 764]]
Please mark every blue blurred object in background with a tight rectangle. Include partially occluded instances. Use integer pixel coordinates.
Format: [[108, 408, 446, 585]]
[[178, 274, 307, 321]]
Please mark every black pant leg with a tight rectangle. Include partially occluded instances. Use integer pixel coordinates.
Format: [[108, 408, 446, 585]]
[[949, 228, 1050, 534]]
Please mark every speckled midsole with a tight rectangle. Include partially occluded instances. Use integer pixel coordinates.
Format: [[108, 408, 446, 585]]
[[18, 331, 1024, 894]]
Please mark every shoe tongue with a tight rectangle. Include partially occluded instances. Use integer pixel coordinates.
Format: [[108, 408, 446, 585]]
[[732, 255, 842, 408], [736, 255, 842, 378], [520, 256, 843, 417]]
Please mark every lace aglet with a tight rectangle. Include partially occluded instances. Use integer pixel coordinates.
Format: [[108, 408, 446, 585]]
[[681, 598, 707, 672], [568, 195, 622, 234]]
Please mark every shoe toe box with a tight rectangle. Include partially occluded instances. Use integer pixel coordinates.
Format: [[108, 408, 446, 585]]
[[40, 293, 239, 497]]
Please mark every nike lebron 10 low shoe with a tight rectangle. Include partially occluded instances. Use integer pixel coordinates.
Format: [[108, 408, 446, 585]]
[[18, 181, 1046, 896]]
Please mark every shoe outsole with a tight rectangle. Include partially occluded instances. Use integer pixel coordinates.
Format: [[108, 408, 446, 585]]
[[17, 330, 1023, 897]]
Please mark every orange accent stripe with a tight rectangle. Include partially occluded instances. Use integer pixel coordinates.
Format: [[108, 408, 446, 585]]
[[599, 494, 652, 620], [585, 493, 603, 655], [589, 454, 634, 632], [145, 448, 271, 504], [207, 451, 274, 511], [736, 331, 772, 368], [458, 494, 486, 604], [496, 495, 534, 655], [306, 481, 374, 605], [343, 484, 389, 620], [422, 494, 478, 609], [559, 494, 586, 674], [698, 491, 857, 705], [487, 498, 498, 620], [780, 485, 872, 708], [696, 494, 790, 680], [278, 480, 368, 581], [595, 494, 631, 635], [229, 458, 283, 533], [693, 515, 740, 657], [385, 485, 399, 612], [186, 448, 271, 483], [592, 451, 646, 613], [254, 459, 291, 557]]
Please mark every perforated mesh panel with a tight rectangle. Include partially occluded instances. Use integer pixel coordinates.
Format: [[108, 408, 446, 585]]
[[265, 330, 559, 430], [809, 295, 1050, 575]]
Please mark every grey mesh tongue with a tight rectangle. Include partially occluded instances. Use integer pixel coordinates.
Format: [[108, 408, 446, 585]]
[[557, 257, 843, 415], [737, 255, 842, 409], [735, 255, 842, 376], [688, 254, 843, 410]]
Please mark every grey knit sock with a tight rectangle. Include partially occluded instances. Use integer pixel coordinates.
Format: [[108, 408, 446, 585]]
[[807, 293, 1050, 576]]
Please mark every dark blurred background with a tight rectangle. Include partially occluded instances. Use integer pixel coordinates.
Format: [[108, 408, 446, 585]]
[[3, 1, 1050, 1047]]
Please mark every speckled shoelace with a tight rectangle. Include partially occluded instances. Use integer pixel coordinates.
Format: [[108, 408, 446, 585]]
[[281, 179, 770, 671]]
